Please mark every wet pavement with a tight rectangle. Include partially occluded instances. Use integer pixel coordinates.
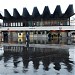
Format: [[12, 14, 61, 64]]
[[0, 37, 75, 75]]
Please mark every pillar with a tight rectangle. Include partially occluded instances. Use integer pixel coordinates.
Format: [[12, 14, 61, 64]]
[[0, 32, 3, 42]]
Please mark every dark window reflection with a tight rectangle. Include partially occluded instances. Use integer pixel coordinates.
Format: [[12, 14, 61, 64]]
[[42, 57, 50, 71], [53, 62, 61, 71], [4, 51, 12, 63], [13, 53, 20, 68], [22, 47, 29, 68]]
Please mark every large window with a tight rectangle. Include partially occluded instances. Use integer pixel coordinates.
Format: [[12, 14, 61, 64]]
[[40, 21, 43, 26], [16, 22, 17, 27], [36, 21, 40, 26], [23, 22, 25, 27], [3, 23, 6, 27], [3, 19, 69, 27], [6, 23, 8, 26], [60, 20, 67, 26], [18, 22, 21, 27], [11, 23, 13, 27], [21, 22, 23, 26], [28, 21, 32, 27], [13, 22, 16, 27], [32, 21, 37, 26]]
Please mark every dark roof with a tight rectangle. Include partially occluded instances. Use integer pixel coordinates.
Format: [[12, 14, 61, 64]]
[[4, 9, 11, 19], [32, 7, 40, 20], [32, 7, 40, 17], [42, 6, 51, 19], [53, 5, 62, 18], [13, 8, 21, 18], [62, 5, 74, 18], [22, 8, 30, 18], [0, 4, 74, 20]]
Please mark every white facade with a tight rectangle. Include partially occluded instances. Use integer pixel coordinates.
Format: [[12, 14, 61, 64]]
[[0, 25, 75, 31]]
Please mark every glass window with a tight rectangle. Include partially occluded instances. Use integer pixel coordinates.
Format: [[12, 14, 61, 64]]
[[28, 21, 32, 27], [13, 22, 15, 26], [11, 23, 13, 27], [16, 22, 17, 27], [47, 21, 50, 26], [21, 22, 23, 26], [42, 31, 44, 34], [33, 21, 36, 26], [23, 22, 25, 27], [6, 23, 8, 26], [31, 21, 34, 26], [51, 21, 53, 25], [18, 22, 20, 27], [60, 20, 67, 26], [9, 23, 11, 27], [34, 22, 35, 26], [64, 20, 67, 25], [67, 20, 69, 25], [37, 21, 40, 26], [57, 21, 60, 25], [60, 21, 63, 25], [3, 23, 6, 27], [40, 21, 43, 26], [44, 21, 48, 26]]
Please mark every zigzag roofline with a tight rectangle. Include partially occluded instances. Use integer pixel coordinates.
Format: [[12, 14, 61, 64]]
[[0, 4, 74, 20]]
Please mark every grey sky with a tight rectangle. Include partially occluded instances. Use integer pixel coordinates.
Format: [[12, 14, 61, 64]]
[[0, 0, 75, 16]]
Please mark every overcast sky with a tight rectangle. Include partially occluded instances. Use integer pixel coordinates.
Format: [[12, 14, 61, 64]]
[[0, 0, 75, 16]]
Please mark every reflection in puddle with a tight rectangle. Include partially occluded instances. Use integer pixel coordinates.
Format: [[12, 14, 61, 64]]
[[0, 45, 74, 75]]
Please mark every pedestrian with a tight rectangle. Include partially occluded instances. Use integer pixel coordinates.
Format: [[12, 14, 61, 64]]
[[26, 32, 29, 41]]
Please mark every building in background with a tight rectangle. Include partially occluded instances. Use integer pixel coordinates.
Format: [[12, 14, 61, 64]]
[[0, 4, 75, 42]]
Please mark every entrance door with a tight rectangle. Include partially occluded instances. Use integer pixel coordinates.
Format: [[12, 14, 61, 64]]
[[3, 32, 8, 42]]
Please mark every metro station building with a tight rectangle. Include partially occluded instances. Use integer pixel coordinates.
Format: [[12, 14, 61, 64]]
[[0, 4, 75, 42]]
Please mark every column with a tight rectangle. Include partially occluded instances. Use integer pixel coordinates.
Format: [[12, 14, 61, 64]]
[[1, 32, 3, 42]]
